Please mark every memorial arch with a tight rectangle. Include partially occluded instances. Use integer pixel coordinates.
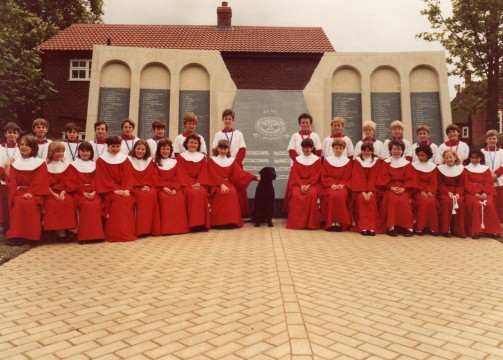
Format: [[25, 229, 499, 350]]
[[370, 66, 401, 139], [332, 66, 362, 140]]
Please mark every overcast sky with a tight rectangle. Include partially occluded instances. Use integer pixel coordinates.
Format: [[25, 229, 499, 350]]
[[103, 0, 460, 98]]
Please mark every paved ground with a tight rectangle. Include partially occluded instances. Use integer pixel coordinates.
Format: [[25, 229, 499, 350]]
[[1, 219, 503, 359]]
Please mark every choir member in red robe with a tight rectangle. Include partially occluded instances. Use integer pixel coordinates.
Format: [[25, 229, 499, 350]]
[[481, 129, 503, 222], [350, 141, 383, 236], [129, 140, 160, 237], [178, 134, 210, 232], [155, 139, 189, 235], [378, 140, 418, 237], [286, 138, 321, 230], [437, 149, 466, 238], [4, 135, 50, 245], [96, 136, 136, 242], [208, 140, 257, 228], [44, 141, 77, 240], [464, 148, 502, 239], [411, 145, 439, 235], [321, 138, 352, 231], [67, 142, 105, 243]]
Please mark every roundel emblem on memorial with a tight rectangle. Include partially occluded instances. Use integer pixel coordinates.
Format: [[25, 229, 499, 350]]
[[254, 109, 288, 140]]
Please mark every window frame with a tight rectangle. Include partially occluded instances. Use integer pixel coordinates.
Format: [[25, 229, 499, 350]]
[[69, 59, 92, 81]]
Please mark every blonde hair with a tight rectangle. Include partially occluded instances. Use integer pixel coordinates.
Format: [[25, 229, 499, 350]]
[[442, 149, 460, 165], [183, 112, 198, 125], [416, 125, 431, 134], [362, 120, 376, 131], [485, 129, 500, 139], [46, 141, 65, 163], [331, 139, 346, 149], [330, 117, 345, 127], [390, 120, 404, 130]]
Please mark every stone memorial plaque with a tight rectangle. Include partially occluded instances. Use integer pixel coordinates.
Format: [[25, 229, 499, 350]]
[[232, 89, 309, 199], [371, 92, 401, 140], [98, 87, 131, 135], [138, 89, 170, 139], [410, 92, 442, 145], [332, 93, 362, 140], [179, 91, 210, 147]]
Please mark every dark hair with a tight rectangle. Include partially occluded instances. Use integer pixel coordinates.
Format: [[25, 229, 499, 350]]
[[466, 147, 485, 166], [222, 109, 235, 119], [3, 122, 21, 134], [301, 138, 315, 150], [152, 120, 166, 130], [94, 121, 109, 131], [121, 119, 135, 129], [415, 145, 433, 160], [183, 133, 201, 151], [359, 141, 376, 162], [154, 138, 173, 166], [105, 135, 122, 146], [77, 141, 94, 160], [19, 135, 38, 158], [388, 139, 405, 153], [213, 139, 231, 157], [129, 139, 151, 159], [298, 113, 313, 125], [445, 124, 460, 135], [65, 122, 79, 133]]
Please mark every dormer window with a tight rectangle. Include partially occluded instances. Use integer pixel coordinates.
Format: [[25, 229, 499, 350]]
[[69, 59, 92, 81]]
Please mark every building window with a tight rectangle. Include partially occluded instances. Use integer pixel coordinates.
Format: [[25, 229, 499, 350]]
[[461, 126, 470, 139], [69, 60, 92, 81], [498, 110, 502, 133]]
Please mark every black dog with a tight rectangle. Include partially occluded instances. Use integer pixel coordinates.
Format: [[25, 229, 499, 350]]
[[252, 167, 276, 227]]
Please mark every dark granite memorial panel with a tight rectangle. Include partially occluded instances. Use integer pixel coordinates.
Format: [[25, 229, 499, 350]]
[[411, 92, 442, 145], [179, 90, 210, 148], [98, 87, 131, 135], [371, 92, 401, 140], [138, 89, 170, 139], [332, 93, 362, 141]]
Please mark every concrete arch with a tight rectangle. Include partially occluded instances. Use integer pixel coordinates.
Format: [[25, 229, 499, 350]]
[[179, 64, 210, 90], [140, 63, 171, 90], [332, 66, 362, 93], [370, 66, 401, 92], [100, 61, 131, 88], [409, 66, 440, 92]]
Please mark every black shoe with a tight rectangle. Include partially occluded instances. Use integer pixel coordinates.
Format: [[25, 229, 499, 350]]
[[334, 225, 342, 232], [6, 238, 23, 246], [414, 230, 423, 236], [472, 233, 480, 239], [267, 221, 273, 227], [404, 230, 413, 237], [254, 222, 260, 227], [387, 229, 398, 237], [443, 232, 451, 238], [361, 230, 369, 236], [368, 230, 375, 236]]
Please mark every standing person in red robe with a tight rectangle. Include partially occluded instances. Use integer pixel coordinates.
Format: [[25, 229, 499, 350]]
[[464, 148, 502, 239], [378, 140, 418, 237], [67, 142, 105, 244], [437, 149, 466, 238], [178, 134, 210, 232], [321, 139, 352, 232], [350, 141, 383, 236], [4, 135, 50, 245], [44, 141, 77, 241], [208, 140, 258, 228], [411, 145, 439, 235], [96, 135, 136, 242], [286, 138, 321, 230], [155, 139, 189, 235], [129, 140, 160, 237]]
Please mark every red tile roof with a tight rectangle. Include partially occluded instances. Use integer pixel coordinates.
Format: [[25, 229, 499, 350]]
[[38, 24, 335, 53]]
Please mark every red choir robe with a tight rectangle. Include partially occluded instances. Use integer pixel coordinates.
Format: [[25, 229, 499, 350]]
[[437, 164, 466, 237], [44, 161, 77, 231], [208, 156, 256, 227], [350, 156, 383, 232], [96, 152, 136, 242], [156, 158, 189, 235], [321, 155, 352, 229], [411, 161, 439, 233], [0, 142, 20, 228], [285, 154, 321, 230], [67, 158, 105, 241], [6, 157, 50, 240], [129, 157, 161, 237], [178, 151, 210, 230], [482, 146, 503, 222], [463, 164, 502, 236], [377, 158, 418, 230]]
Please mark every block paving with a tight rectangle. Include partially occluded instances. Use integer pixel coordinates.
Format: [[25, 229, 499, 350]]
[[1, 219, 503, 359]]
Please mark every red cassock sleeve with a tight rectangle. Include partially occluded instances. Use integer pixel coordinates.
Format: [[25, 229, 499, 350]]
[[350, 159, 382, 192], [8, 163, 50, 197], [414, 168, 438, 194], [495, 166, 503, 177], [49, 168, 73, 192], [483, 169, 497, 195], [288, 149, 298, 162], [376, 161, 392, 189], [131, 161, 157, 188], [95, 158, 134, 194], [235, 148, 246, 168], [321, 161, 352, 188], [156, 165, 185, 190], [177, 157, 209, 186], [290, 160, 321, 187], [403, 164, 419, 190]]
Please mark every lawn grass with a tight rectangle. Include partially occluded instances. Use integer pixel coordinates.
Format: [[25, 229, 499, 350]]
[[0, 229, 33, 265]]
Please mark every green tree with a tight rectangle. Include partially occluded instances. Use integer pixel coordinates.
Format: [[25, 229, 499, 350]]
[[417, 0, 503, 132]]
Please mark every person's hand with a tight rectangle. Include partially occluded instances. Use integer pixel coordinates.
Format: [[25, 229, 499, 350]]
[[220, 184, 229, 194], [141, 185, 150, 192], [22, 193, 33, 200], [363, 192, 372, 201], [191, 183, 201, 190]]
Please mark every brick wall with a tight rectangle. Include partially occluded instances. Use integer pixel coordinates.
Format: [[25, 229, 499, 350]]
[[40, 51, 92, 139]]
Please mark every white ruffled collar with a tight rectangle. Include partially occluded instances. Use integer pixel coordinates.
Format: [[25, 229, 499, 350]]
[[11, 157, 45, 171], [157, 158, 177, 171], [180, 151, 205, 162], [355, 156, 378, 168], [438, 164, 464, 177], [47, 160, 70, 174], [70, 158, 96, 173], [128, 156, 152, 171], [412, 161, 436, 173], [386, 157, 409, 168], [325, 155, 350, 167], [211, 156, 235, 167], [465, 163, 489, 174], [100, 151, 128, 165], [295, 153, 319, 166]]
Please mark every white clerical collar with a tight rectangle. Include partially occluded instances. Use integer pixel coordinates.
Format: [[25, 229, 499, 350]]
[[295, 153, 319, 166], [47, 160, 69, 174], [128, 156, 152, 171], [386, 157, 409, 168], [11, 157, 44, 171], [438, 164, 464, 177], [211, 156, 235, 167], [325, 155, 350, 167], [412, 161, 436, 173], [180, 151, 204, 162], [158, 158, 177, 171], [465, 163, 489, 174], [356, 156, 378, 168], [70, 158, 96, 173], [100, 151, 127, 165]]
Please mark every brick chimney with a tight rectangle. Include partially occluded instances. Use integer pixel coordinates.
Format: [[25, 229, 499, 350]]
[[464, 70, 472, 86], [217, 2, 232, 29]]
